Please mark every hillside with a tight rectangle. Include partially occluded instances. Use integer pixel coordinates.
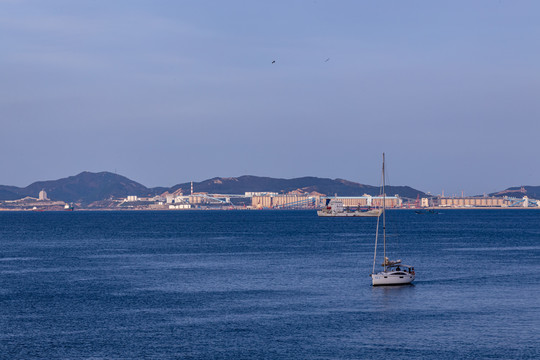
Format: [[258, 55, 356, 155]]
[[0, 172, 427, 204], [489, 186, 540, 199], [0, 172, 156, 204], [6, 172, 539, 205], [170, 175, 425, 199]]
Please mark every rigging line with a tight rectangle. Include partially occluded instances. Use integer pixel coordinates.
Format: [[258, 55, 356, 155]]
[[373, 153, 384, 274], [372, 210, 380, 274], [382, 153, 399, 252], [382, 152, 387, 272]]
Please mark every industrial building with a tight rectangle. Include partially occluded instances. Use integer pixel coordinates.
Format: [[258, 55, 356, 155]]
[[438, 197, 506, 207], [327, 195, 402, 208], [436, 196, 536, 208], [251, 194, 402, 209], [114, 191, 537, 211], [252, 195, 321, 209], [39, 189, 49, 201]]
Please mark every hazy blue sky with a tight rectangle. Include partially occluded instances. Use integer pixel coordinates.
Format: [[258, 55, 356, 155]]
[[1, 0, 539, 195]]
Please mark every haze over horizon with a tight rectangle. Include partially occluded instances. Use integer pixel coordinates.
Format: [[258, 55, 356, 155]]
[[2, 1, 539, 196]]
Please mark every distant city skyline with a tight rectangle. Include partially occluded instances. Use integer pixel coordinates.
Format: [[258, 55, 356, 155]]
[[1, 1, 539, 196]]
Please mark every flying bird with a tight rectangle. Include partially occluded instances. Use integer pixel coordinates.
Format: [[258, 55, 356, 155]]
[[325, 58, 330, 62], [272, 60, 276, 64]]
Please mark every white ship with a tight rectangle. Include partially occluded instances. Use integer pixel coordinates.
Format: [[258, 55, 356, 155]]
[[317, 199, 382, 217]]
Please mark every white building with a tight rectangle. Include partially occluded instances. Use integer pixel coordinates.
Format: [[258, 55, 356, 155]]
[[169, 204, 192, 209], [38, 189, 48, 201], [245, 192, 279, 197]]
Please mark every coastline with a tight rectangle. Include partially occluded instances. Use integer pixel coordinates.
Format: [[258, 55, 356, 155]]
[[1, 207, 539, 212]]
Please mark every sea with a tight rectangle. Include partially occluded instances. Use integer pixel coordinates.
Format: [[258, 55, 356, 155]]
[[1, 210, 539, 359]]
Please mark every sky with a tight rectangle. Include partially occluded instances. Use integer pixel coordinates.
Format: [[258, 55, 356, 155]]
[[1, 0, 539, 196]]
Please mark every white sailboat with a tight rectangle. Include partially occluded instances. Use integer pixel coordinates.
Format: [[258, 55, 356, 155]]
[[370, 153, 415, 286]]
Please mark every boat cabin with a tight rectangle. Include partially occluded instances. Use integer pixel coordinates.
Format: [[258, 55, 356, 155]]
[[383, 264, 415, 275], [328, 200, 344, 213]]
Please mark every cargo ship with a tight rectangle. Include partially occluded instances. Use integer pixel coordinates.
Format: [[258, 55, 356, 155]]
[[317, 199, 381, 217]]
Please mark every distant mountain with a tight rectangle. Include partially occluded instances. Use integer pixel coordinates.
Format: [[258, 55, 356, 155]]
[[4, 172, 538, 205], [170, 175, 425, 199], [489, 186, 540, 199], [0, 186, 22, 201], [0, 172, 427, 204], [0, 172, 157, 204]]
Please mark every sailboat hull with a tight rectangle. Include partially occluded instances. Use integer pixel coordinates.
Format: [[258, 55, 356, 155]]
[[371, 272, 415, 286]]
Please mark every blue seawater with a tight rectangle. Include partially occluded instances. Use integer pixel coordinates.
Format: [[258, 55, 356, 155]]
[[0, 210, 539, 359]]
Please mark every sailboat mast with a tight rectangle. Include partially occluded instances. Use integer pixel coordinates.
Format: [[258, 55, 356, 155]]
[[382, 152, 386, 272]]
